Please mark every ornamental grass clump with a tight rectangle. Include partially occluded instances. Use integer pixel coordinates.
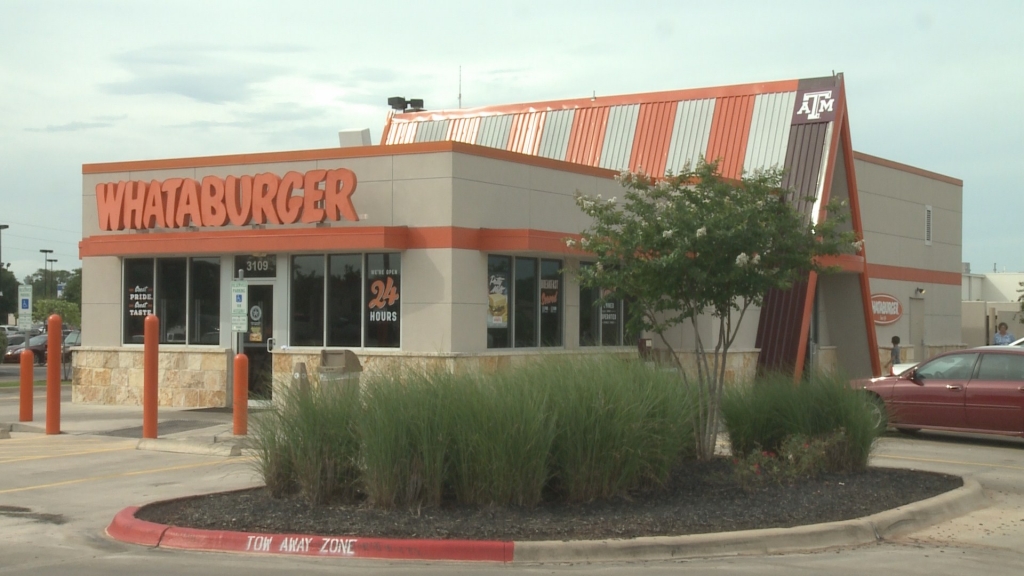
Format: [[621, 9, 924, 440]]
[[538, 357, 694, 502], [252, 356, 698, 509], [358, 369, 458, 508], [249, 376, 361, 505], [721, 371, 879, 475], [447, 372, 556, 507]]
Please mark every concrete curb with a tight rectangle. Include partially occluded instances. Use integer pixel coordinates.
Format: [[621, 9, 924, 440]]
[[105, 477, 985, 563], [514, 477, 986, 563], [136, 438, 242, 457]]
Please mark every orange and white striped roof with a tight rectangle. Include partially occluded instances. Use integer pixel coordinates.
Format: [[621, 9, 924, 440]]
[[381, 77, 840, 180]]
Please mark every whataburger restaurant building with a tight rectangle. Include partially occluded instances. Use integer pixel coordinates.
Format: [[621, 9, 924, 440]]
[[76, 74, 964, 407]]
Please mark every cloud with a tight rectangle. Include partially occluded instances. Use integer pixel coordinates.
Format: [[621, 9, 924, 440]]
[[101, 45, 294, 104], [25, 121, 115, 132]]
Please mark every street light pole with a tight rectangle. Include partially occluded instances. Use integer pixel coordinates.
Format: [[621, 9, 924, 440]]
[[0, 224, 8, 272], [40, 248, 53, 300], [47, 259, 58, 299]]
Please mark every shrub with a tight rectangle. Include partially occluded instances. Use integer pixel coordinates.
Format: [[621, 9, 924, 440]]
[[721, 371, 879, 473]]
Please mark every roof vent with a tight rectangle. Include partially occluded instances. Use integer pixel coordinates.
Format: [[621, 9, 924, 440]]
[[338, 129, 371, 148], [387, 96, 426, 113]]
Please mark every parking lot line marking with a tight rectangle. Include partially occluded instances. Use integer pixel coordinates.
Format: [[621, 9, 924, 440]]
[[0, 446, 136, 463], [0, 460, 233, 494], [875, 454, 1024, 472]]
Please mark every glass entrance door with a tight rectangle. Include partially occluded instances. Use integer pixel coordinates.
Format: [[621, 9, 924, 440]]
[[242, 284, 274, 400]]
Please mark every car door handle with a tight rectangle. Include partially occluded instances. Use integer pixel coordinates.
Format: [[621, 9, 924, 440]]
[[946, 385, 962, 391], [1018, 387, 1024, 392]]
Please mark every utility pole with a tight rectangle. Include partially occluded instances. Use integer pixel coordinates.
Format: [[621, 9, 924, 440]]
[[40, 248, 53, 300]]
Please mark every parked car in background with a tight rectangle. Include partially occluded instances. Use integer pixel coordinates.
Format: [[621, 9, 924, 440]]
[[63, 330, 81, 363], [1, 325, 20, 335], [2, 334, 28, 364], [854, 347, 1024, 437], [3, 334, 50, 365]]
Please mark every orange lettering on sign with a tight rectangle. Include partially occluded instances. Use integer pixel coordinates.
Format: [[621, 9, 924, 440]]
[[276, 171, 303, 225], [224, 176, 253, 226], [94, 169, 361, 231], [200, 176, 228, 227], [368, 277, 399, 309]]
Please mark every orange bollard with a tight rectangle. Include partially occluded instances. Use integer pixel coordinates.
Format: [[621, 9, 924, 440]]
[[142, 315, 159, 439], [233, 354, 249, 436], [20, 349, 33, 422], [46, 314, 61, 435]]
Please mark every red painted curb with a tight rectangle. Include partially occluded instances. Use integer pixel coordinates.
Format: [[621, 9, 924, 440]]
[[106, 507, 169, 547], [109, 506, 514, 562]]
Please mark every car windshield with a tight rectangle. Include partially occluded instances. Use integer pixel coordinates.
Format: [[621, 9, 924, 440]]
[[64, 332, 80, 345], [28, 334, 48, 345]]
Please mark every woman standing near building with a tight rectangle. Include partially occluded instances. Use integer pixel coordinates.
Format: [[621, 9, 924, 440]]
[[993, 322, 1015, 345]]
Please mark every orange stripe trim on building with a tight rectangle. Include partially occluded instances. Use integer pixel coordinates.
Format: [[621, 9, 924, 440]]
[[704, 95, 756, 180], [82, 141, 618, 181], [386, 79, 801, 124], [853, 151, 962, 187], [564, 106, 609, 166], [816, 254, 866, 272], [629, 101, 677, 176], [866, 263, 961, 285], [79, 226, 588, 258]]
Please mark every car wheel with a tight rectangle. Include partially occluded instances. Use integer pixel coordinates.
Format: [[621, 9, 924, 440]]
[[867, 395, 888, 434]]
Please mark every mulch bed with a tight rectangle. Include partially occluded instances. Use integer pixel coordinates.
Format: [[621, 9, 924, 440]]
[[136, 459, 961, 542]]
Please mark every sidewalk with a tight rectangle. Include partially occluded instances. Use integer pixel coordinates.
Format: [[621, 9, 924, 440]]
[[0, 386, 249, 456]]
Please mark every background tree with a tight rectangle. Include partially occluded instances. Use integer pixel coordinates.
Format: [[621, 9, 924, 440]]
[[572, 159, 859, 460], [33, 299, 81, 328], [23, 268, 74, 300], [0, 267, 18, 322], [63, 268, 82, 306]]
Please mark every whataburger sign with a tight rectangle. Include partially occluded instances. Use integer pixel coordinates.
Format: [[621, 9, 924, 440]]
[[95, 168, 359, 231]]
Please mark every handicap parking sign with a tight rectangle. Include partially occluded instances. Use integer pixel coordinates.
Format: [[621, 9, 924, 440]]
[[20, 298, 29, 309]]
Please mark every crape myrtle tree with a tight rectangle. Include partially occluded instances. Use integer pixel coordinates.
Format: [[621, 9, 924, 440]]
[[570, 159, 860, 460]]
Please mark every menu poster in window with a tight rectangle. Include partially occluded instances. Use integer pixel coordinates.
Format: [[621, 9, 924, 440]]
[[487, 272, 509, 328], [601, 289, 618, 326], [540, 279, 559, 314], [127, 284, 154, 317], [366, 254, 401, 347]]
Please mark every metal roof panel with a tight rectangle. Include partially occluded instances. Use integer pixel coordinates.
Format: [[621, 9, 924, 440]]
[[665, 98, 716, 174], [477, 114, 514, 149], [744, 91, 796, 173], [538, 109, 575, 160], [599, 104, 639, 171], [414, 120, 450, 143], [628, 101, 677, 176], [564, 107, 609, 167]]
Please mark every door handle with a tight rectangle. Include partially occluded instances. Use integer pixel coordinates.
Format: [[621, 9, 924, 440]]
[[1018, 387, 1024, 392], [946, 384, 962, 391], [266, 337, 275, 353]]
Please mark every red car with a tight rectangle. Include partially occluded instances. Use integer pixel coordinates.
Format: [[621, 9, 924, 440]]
[[855, 347, 1024, 437]]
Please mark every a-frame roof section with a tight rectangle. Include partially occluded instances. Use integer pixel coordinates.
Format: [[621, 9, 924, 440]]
[[381, 78, 803, 180]]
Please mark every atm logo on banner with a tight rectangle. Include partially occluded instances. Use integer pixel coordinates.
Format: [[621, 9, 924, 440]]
[[95, 169, 359, 231], [871, 293, 903, 325], [793, 89, 837, 124]]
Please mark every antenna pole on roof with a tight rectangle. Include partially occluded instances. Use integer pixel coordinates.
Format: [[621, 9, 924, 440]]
[[458, 66, 462, 109]]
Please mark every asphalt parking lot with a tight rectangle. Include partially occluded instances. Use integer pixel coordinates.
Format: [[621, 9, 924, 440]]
[[1, 386, 1024, 575]]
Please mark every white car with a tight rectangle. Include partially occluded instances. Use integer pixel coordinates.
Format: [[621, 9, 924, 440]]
[[0, 325, 20, 335]]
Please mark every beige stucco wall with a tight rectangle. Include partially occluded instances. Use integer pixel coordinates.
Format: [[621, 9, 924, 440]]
[[856, 155, 963, 359]]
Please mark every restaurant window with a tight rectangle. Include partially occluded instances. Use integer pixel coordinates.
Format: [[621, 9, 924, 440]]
[[290, 255, 325, 346], [287, 253, 401, 348], [189, 258, 221, 345], [123, 257, 221, 345], [157, 258, 187, 344], [327, 255, 362, 347], [487, 256, 563, 349]]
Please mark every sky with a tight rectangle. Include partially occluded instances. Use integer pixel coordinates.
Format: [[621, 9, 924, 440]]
[[0, 0, 1021, 284]]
